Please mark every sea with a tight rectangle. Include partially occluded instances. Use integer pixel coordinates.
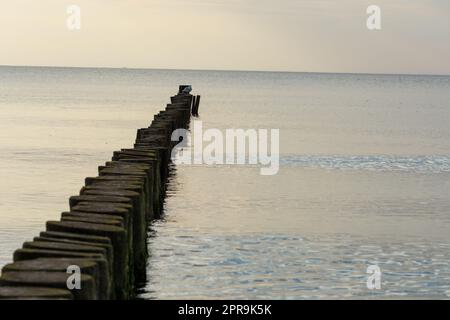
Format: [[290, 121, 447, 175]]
[[1, 66, 450, 299]]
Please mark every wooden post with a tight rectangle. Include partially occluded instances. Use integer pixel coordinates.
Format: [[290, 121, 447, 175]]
[[192, 95, 201, 116]]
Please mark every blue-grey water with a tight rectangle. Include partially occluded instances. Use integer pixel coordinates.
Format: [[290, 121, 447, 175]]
[[1, 66, 450, 299]]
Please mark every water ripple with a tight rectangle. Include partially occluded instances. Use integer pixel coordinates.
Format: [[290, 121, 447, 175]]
[[281, 155, 450, 173], [140, 233, 450, 300]]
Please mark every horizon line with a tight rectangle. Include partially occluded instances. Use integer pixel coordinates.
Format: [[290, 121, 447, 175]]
[[1, 64, 450, 78]]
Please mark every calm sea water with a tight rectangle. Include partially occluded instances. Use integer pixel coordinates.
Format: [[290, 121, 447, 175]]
[[1, 66, 450, 299]]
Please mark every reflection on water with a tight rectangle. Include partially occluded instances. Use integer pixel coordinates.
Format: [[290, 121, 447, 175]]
[[138, 164, 450, 299], [142, 232, 450, 299]]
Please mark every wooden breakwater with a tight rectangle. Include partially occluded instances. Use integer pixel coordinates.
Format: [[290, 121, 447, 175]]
[[0, 87, 200, 300]]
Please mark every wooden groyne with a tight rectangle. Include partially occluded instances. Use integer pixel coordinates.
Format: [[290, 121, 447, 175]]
[[0, 86, 199, 300]]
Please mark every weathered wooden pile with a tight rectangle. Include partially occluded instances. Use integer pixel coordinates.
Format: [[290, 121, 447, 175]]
[[0, 86, 200, 300]]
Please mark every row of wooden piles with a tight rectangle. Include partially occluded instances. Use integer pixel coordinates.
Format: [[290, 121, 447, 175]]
[[0, 86, 199, 300]]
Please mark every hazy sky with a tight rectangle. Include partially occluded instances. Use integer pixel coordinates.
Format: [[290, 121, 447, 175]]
[[1, 0, 449, 74]]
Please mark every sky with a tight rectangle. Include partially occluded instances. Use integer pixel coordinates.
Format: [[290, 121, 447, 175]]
[[1, 0, 449, 74]]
